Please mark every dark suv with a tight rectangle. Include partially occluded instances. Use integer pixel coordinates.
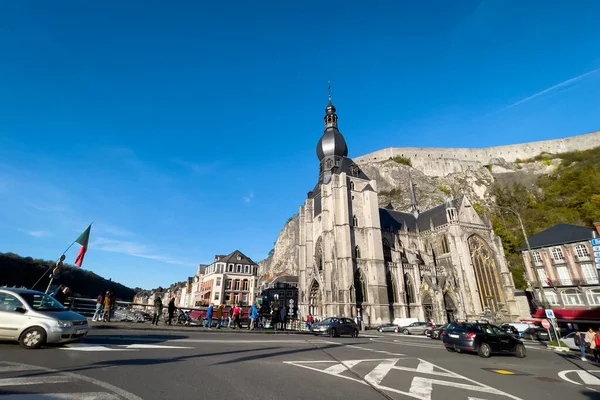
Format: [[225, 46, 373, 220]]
[[442, 321, 526, 358]]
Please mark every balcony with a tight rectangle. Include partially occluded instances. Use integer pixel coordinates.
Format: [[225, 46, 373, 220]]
[[534, 278, 599, 288]]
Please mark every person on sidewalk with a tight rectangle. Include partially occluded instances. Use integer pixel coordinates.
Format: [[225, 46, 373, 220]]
[[102, 291, 112, 322], [575, 331, 587, 361], [216, 304, 224, 329], [152, 294, 163, 326], [205, 303, 214, 328], [232, 304, 242, 329], [586, 328, 596, 360], [227, 305, 233, 328], [248, 303, 259, 330], [594, 329, 600, 363], [280, 306, 287, 330], [167, 298, 176, 326], [92, 292, 104, 322]]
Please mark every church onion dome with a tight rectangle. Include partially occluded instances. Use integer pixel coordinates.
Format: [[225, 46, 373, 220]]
[[316, 99, 348, 161]]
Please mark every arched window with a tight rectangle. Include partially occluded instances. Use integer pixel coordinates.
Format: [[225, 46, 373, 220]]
[[587, 289, 600, 305], [422, 292, 433, 321], [353, 215, 358, 227], [355, 246, 361, 259], [405, 273, 415, 305], [468, 235, 505, 312], [386, 271, 397, 303], [354, 269, 367, 305], [441, 235, 450, 254], [350, 181, 355, 190], [575, 244, 590, 258], [562, 289, 583, 305], [382, 239, 392, 262], [315, 237, 323, 272], [309, 280, 322, 316]]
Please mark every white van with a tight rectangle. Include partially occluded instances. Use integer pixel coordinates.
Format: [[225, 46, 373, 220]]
[[393, 317, 418, 328]]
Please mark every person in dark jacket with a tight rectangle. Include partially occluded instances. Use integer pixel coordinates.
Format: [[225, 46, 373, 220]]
[[575, 331, 587, 361], [167, 298, 176, 325]]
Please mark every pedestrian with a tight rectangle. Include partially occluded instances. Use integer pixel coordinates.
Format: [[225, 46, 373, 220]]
[[216, 304, 224, 329], [306, 314, 314, 330], [227, 305, 233, 328], [102, 291, 112, 322], [92, 292, 104, 322], [152, 294, 163, 326], [52, 286, 69, 306], [594, 329, 600, 363], [575, 331, 587, 361], [271, 307, 279, 331], [232, 304, 242, 329], [168, 298, 176, 325], [206, 303, 214, 328], [280, 306, 287, 330], [109, 291, 116, 320], [249, 303, 259, 330]]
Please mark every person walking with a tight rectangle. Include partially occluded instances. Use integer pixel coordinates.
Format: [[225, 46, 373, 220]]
[[216, 304, 224, 329], [152, 294, 163, 326], [575, 331, 587, 361], [109, 291, 117, 321], [280, 306, 287, 330], [102, 291, 112, 322], [306, 314, 314, 330], [92, 292, 104, 322], [232, 304, 242, 329], [593, 329, 600, 363], [227, 305, 233, 328], [167, 298, 176, 325], [206, 303, 214, 328], [249, 303, 259, 330]]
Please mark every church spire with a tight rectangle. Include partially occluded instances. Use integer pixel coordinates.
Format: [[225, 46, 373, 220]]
[[324, 81, 338, 129], [409, 172, 420, 218]]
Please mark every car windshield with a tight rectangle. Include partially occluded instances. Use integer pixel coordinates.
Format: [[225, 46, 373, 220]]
[[321, 318, 338, 324], [20, 293, 65, 311]]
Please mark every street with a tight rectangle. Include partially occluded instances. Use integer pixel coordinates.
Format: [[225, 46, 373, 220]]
[[0, 328, 599, 400]]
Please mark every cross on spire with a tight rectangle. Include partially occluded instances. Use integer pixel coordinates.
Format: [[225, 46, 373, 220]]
[[328, 81, 332, 101]]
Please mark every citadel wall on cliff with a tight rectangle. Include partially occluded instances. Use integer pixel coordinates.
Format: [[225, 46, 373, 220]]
[[354, 131, 600, 177]]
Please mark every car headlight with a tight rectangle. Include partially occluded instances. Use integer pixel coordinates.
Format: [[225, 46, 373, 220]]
[[57, 320, 73, 328]]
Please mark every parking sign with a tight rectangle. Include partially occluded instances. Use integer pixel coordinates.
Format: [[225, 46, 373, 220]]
[[545, 309, 555, 319], [592, 238, 600, 246]]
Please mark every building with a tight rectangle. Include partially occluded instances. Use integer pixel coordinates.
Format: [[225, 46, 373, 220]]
[[199, 250, 259, 306], [523, 223, 600, 323], [297, 97, 524, 326], [259, 275, 299, 316], [190, 264, 208, 306]]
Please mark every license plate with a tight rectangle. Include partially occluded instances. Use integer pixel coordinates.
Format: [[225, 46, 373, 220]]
[[449, 334, 459, 338], [76, 330, 86, 335]]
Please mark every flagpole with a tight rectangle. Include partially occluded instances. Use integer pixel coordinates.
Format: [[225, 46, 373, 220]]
[[30, 240, 78, 293]]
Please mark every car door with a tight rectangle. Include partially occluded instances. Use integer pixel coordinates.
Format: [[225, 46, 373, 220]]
[[0, 292, 28, 339], [490, 325, 512, 352], [341, 318, 354, 335]]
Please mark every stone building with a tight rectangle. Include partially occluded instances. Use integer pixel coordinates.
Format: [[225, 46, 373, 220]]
[[297, 97, 523, 326]]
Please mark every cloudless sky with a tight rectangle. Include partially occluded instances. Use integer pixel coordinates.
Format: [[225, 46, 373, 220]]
[[1, 1, 599, 290]]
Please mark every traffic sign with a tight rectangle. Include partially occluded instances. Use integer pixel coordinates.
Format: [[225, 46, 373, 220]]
[[592, 238, 600, 246], [593, 246, 600, 252], [594, 252, 600, 258], [545, 309, 555, 319], [542, 319, 551, 329]]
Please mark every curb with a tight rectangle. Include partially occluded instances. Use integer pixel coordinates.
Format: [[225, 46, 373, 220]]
[[89, 323, 313, 335]]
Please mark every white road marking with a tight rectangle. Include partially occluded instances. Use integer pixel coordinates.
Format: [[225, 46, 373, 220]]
[[0, 392, 120, 400], [122, 344, 194, 349], [0, 365, 42, 373], [61, 343, 133, 352], [0, 376, 73, 386], [363, 358, 397, 386], [558, 369, 600, 386], [409, 376, 434, 399]]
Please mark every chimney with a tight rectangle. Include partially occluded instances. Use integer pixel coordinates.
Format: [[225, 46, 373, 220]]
[[594, 222, 600, 237]]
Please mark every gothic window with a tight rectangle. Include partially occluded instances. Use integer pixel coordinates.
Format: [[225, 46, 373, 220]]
[[441, 235, 450, 254], [354, 269, 367, 305], [350, 181, 355, 190], [315, 237, 324, 272], [354, 246, 361, 259], [326, 159, 333, 169], [386, 271, 397, 303], [353, 215, 358, 227], [467, 234, 506, 313], [309, 280, 322, 316], [383, 239, 392, 262], [405, 273, 415, 305], [422, 292, 433, 321]]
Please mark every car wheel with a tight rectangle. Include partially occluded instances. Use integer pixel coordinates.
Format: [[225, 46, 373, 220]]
[[329, 328, 337, 337], [19, 327, 47, 349], [515, 343, 526, 358], [402, 329, 409, 335], [394, 328, 399, 333], [446, 347, 455, 352], [478, 343, 492, 358], [352, 329, 359, 338]]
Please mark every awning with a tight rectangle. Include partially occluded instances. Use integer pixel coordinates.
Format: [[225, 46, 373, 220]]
[[532, 308, 600, 321]]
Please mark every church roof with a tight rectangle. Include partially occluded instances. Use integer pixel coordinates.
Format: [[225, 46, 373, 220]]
[[379, 198, 462, 233], [521, 224, 596, 250], [379, 208, 417, 232]]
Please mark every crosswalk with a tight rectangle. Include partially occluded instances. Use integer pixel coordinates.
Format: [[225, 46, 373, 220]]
[[0, 362, 141, 400]]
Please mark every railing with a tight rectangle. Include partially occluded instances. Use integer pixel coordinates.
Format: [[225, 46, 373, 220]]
[[533, 278, 598, 288]]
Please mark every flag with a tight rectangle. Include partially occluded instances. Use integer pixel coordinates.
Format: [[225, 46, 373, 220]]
[[74, 224, 92, 267]]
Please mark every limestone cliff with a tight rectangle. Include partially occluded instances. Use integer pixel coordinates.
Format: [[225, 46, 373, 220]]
[[258, 215, 299, 279]]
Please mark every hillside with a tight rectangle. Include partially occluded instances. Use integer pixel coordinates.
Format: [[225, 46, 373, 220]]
[[259, 140, 600, 291], [0, 252, 136, 301]]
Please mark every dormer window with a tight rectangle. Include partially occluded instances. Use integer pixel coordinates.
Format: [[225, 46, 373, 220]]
[[350, 181, 355, 190], [351, 165, 359, 176], [237, 255, 242, 261]]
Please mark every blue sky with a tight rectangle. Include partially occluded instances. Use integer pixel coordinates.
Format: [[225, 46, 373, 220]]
[[1, 1, 599, 290]]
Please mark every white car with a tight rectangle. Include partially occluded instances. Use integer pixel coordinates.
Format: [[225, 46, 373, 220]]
[[561, 332, 580, 351], [0, 287, 89, 349]]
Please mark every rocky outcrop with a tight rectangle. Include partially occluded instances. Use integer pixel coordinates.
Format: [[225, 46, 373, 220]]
[[258, 215, 299, 279]]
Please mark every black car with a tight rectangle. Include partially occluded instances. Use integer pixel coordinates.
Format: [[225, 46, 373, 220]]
[[521, 327, 550, 341], [442, 321, 526, 358], [427, 323, 449, 340], [310, 317, 360, 337]]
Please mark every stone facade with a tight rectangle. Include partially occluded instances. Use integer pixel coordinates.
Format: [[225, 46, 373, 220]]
[[298, 99, 524, 326]]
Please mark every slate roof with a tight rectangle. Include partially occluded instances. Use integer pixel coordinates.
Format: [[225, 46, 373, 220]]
[[378, 198, 462, 233], [379, 208, 417, 232], [521, 224, 596, 250], [216, 250, 257, 265]]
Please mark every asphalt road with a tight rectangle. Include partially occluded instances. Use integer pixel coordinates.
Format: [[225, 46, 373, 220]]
[[1, 328, 600, 400]]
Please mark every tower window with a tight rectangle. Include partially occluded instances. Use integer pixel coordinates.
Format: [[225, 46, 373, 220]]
[[355, 246, 361, 259], [335, 159, 340, 167], [350, 181, 355, 190], [326, 159, 333, 169], [351, 165, 359, 176], [353, 215, 358, 227]]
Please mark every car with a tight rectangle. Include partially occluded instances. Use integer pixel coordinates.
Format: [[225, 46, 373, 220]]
[[428, 323, 449, 340], [0, 287, 89, 349], [521, 327, 550, 341], [442, 321, 526, 358], [377, 323, 399, 333], [310, 317, 359, 337], [398, 322, 434, 335]]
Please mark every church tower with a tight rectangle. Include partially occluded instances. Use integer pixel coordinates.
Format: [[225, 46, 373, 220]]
[[298, 94, 390, 326]]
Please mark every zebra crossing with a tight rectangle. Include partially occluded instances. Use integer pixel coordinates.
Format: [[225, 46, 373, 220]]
[[0, 362, 141, 400]]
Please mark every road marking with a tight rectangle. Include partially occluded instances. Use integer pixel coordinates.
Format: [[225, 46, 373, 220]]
[[0, 376, 73, 387], [364, 358, 397, 386], [0, 365, 42, 373], [0, 392, 120, 399], [122, 344, 194, 349], [62, 343, 133, 351], [316, 340, 405, 356], [493, 370, 515, 375], [558, 370, 600, 386]]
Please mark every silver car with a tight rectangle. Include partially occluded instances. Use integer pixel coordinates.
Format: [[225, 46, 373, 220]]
[[0, 287, 89, 349], [398, 321, 434, 335]]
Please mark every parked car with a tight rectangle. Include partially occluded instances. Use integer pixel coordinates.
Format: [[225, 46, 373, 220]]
[[398, 322, 434, 335], [442, 321, 526, 358], [521, 327, 550, 341], [428, 323, 449, 340], [0, 287, 89, 349], [310, 317, 359, 337], [377, 323, 399, 333]]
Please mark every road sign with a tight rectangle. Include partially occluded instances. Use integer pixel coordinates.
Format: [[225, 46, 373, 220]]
[[593, 246, 600, 252], [544, 309, 555, 319], [592, 238, 600, 246], [541, 319, 551, 329]]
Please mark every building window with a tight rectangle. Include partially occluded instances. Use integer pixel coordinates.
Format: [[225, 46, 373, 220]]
[[562, 289, 583, 305], [575, 244, 590, 258], [214, 293, 220, 301], [237, 255, 242, 260], [441, 235, 450, 254], [216, 277, 222, 286], [353, 215, 358, 227], [532, 251, 542, 264], [237, 265, 242, 273], [234, 280, 240, 290], [354, 246, 361, 259], [552, 248, 565, 262], [228, 264, 234, 272], [383, 239, 392, 262], [225, 293, 230, 302], [587, 289, 600, 305], [225, 280, 232, 290], [243, 280, 249, 291], [581, 264, 599, 284], [245, 265, 249, 274], [536, 268, 550, 286], [556, 266, 572, 285], [539, 291, 560, 306], [242, 294, 247, 304], [287, 291, 293, 297], [350, 181, 355, 190]]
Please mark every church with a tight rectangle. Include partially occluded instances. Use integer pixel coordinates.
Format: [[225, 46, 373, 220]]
[[297, 96, 523, 326]]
